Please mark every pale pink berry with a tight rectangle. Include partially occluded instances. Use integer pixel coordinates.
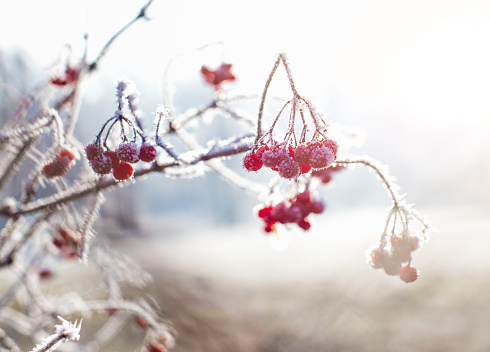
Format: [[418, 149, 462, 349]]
[[116, 142, 140, 163], [400, 265, 418, 283], [382, 257, 402, 276]]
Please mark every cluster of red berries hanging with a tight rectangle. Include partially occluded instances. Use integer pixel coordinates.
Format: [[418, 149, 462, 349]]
[[85, 141, 157, 181], [257, 190, 325, 233], [243, 138, 338, 179], [368, 232, 420, 283], [85, 80, 158, 181]]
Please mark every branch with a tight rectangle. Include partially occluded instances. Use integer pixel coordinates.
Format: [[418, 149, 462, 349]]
[[88, 0, 154, 71]]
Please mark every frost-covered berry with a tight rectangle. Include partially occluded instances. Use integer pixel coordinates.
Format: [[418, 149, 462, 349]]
[[85, 142, 100, 161], [261, 144, 293, 170], [368, 248, 387, 269], [400, 265, 418, 283], [116, 142, 140, 163], [277, 158, 301, 179], [139, 143, 158, 162], [308, 141, 336, 169], [294, 143, 311, 165], [103, 150, 120, 169], [382, 257, 402, 276], [243, 151, 263, 171], [113, 162, 134, 181], [89, 154, 113, 175]]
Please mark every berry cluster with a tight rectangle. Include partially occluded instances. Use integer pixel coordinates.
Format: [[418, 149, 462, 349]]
[[42, 149, 76, 178], [257, 190, 325, 233], [368, 233, 420, 283], [85, 141, 157, 181], [243, 139, 338, 179], [52, 227, 80, 260]]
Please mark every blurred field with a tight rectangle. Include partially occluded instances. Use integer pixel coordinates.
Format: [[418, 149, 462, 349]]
[[108, 205, 490, 352]]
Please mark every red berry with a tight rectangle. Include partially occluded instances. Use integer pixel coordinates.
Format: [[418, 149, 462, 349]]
[[296, 190, 311, 204], [277, 158, 301, 179], [116, 142, 140, 163], [89, 154, 113, 175], [308, 141, 336, 169], [257, 205, 273, 219], [113, 162, 134, 181], [85, 142, 100, 160], [294, 143, 311, 165], [309, 200, 325, 214], [264, 222, 275, 233], [400, 265, 418, 283], [58, 149, 76, 162], [139, 143, 158, 162], [255, 145, 269, 160], [103, 150, 120, 169], [243, 151, 263, 171], [297, 218, 311, 231], [261, 144, 289, 169], [301, 164, 312, 174]]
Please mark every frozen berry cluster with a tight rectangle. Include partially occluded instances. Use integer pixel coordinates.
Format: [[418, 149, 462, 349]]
[[256, 190, 325, 233], [368, 233, 420, 283], [243, 139, 338, 179], [85, 141, 157, 181], [42, 149, 77, 178]]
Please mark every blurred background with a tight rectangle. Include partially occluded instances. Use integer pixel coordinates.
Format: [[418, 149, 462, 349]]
[[1, 0, 490, 351]]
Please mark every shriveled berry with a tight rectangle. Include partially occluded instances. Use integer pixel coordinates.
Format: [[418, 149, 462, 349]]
[[139, 143, 158, 162], [116, 142, 140, 163], [243, 151, 263, 171], [400, 265, 418, 283], [113, 162, 133, 181]]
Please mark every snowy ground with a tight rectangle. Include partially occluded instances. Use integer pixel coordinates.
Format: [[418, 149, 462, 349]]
[[108, 204, 490, 352]]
